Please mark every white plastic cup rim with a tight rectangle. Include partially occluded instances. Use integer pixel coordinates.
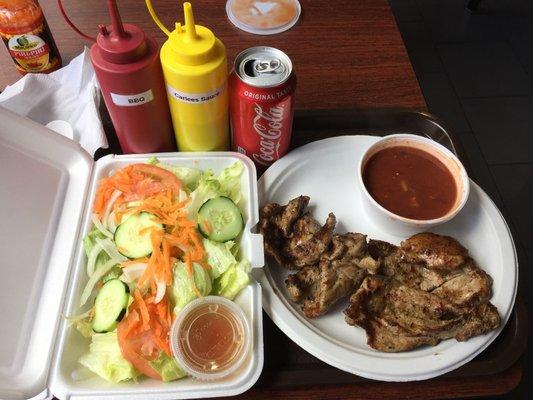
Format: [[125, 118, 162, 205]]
[[170, 295, 252, 381]]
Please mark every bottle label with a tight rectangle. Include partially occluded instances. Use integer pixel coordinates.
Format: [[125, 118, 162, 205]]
[[110, 90, 154, 107], [1, 22, 61, 74], [167, 84, 225, 104]]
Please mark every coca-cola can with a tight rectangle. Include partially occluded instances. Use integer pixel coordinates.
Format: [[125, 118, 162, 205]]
[[229, 46, 296, 170]]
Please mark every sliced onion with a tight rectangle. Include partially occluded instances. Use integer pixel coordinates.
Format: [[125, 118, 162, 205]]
[[176, 243, 189, 253], [120, 263, 148, 283], [79, 259, 117, 307], [64, 308, 93, 324], [178, 189, 188, 203], [102, 190, 122, 229], [90, 214, 113, 239], [86, 242, 103, 277], [94, 237, 127, 263], [154, 279, 166, 304], [71, 367, 95, 382], [107, 211, 118, 234]]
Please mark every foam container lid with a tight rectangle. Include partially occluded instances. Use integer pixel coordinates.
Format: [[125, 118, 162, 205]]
[[0, 107, 264, 400]]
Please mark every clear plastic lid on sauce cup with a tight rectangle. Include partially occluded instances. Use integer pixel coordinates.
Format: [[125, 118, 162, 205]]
[[226, 0, 301, 35], [170, 296, 251, 381]]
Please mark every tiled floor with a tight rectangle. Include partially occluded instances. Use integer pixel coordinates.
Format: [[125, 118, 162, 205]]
[[389, 0, 531, 398]]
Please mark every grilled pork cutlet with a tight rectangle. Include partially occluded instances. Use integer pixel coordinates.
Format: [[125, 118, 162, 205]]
[[259, 196, 310, 269], [345, 233, 500, 352], [286, 233, 369, 318], [260, 197, 500, 351]]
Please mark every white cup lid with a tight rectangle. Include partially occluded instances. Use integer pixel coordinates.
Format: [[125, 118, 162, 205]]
[[226, 0, 301, 35]]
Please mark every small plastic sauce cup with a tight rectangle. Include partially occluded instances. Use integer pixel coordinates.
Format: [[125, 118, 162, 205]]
[[170, 296, 251, 380]]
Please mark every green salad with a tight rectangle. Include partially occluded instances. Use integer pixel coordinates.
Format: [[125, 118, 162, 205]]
[[67, 160, 251, 382]]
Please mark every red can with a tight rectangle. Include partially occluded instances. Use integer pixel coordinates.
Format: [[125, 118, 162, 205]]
[[230, 47, 296, 170]]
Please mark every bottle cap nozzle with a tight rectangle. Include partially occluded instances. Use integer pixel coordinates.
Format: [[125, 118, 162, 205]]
[[148, 1, 217, 66], [107, 0, 126, 39], [95, 0, 147, 64], [183, 2, 198, 42]]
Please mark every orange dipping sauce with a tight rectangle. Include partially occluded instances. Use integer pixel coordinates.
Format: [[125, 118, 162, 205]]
[[363, 146, 457, 220], [171, 297, 249, 380]]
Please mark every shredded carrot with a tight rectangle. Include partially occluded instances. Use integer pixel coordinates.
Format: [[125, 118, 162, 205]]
[[202, 219, 212, 234], [120, 258, 149, 267], [94, 162, 213, 361], [117, 246, 129, 255], [93, 164, 181, 217], [139, 226, 157, 235], [133, 289, 150, 331], [121, 310, 140, 338]]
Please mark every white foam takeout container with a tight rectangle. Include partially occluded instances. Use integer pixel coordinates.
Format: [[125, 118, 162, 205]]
[[0, 107, 265, 400]]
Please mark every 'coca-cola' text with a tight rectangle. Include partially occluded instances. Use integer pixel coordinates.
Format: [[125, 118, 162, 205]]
[[252, 103, 285, 166]]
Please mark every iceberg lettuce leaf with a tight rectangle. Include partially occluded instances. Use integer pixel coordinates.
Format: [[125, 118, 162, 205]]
[[78, 332, 138, 383], [170, 261, 212, 314], [203, 238, 237, 279], [212, 259, 251, 300], [186, 162, 245, 221], [149, 352, 187, 381]]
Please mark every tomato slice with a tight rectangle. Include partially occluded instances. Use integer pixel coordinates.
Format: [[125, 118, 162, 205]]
[[130, 164, 181, 194], [117, 294, 173, 380], [117, 310, 162, 380]]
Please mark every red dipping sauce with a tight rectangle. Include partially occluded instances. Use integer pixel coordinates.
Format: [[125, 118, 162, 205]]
[[363, 146, 457, 220]]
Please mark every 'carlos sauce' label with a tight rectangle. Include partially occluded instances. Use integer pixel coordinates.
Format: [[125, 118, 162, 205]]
[[166, 84, 226, 104]]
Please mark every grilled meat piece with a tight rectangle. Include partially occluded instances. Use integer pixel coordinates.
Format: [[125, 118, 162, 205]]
[[431, 263, 493, 308], [286, 259, 366, 318], [261, 197, 500, 352], [344, 232, 500, 352], [259, 196, 310, 269], [345, 274, 500, 352], [453, 302, 500, 341], [284, 212, 337, 267], [260, 196, 337, 269], [266, 195, 310, 237], [366, 239, 445, 291], [344, 276, 442, 352], [286, 232, 368, 318], [400, 232, 468, 271]]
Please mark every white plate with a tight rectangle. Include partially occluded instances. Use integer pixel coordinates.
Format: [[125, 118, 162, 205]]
[[256, 136, 518, 382]]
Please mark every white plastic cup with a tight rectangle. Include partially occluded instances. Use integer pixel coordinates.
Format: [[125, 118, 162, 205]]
[[170, 296, 252, 381]]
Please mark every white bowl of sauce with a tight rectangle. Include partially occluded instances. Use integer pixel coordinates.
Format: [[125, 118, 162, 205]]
[[170, 296, 251, 381], [358, 134, 470, 236]]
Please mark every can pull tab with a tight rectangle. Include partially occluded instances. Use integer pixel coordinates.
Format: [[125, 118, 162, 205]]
[[255, 59, 281, 73]]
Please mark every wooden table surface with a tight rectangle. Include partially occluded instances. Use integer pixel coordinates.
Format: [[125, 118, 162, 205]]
[[1, 1, 524, 399], [0, 0, 426, 111]]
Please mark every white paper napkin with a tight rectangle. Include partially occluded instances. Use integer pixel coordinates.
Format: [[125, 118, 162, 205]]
[[0, 47, 108, 156]]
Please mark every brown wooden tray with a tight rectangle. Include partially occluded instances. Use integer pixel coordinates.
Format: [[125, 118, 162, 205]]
[[252, 108, 528, 389], [97, 107, 528, 394]]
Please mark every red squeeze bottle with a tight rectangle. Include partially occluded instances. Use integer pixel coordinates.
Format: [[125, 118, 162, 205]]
[[58, 0, 175, 154]]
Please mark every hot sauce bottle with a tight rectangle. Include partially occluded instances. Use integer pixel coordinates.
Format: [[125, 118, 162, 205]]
[[0, 0, 61, 75]]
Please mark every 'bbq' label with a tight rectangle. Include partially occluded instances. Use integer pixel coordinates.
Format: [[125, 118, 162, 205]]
[[110, 90, 154, 107]]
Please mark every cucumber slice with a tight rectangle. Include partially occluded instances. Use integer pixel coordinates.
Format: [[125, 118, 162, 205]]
[[92, 279, 129, 333], [114, 212, 162, 259], [197, 196, 244, 242]]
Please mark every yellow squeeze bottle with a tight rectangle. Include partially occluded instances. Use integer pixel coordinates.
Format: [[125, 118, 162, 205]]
[[145, 1, 229, 151]]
